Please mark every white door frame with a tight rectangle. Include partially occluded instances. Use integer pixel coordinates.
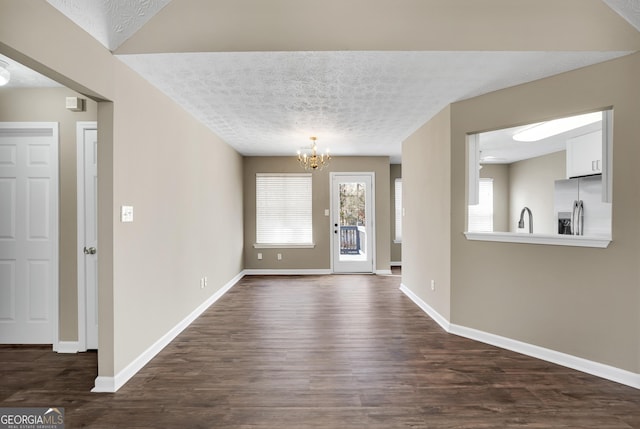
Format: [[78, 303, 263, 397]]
[[76, 121, 97, 351], [0, 122, 59, 349], [330, 172, 376, 273]]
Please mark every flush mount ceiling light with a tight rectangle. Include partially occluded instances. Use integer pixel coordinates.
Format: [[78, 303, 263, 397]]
[[0, 60, 10, 86], [297, 137, 331, 171], [512, 111, 602, 142]]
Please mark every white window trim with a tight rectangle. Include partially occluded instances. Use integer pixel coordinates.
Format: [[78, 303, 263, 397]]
[[394, 178, 402, 243], [253, 243, 315, 249], [464, 232, 611, 248]]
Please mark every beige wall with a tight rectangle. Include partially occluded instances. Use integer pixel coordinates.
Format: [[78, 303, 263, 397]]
[[96, 102, 114, 378], [402, 106, 451, 320], [117, 0, 640, 53], [243, 156, 390, 272], [0, 2, 245, 379], [390, 164, 402, 264], [445, 53, 639, 373], [508, 151, 565, 234], [479, 164, 509, 232], [0, 87, 98, 341], [110, 63, 244, 374]]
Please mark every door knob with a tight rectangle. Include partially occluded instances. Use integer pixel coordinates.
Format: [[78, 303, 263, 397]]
[[84, 247, 97, 255]]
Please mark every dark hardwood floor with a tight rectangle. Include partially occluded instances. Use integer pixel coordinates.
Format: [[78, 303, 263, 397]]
[[2, 274, 640, 428]]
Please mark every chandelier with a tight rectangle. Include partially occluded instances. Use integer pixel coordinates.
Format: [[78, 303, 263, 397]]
[[297, 136, 331, 171]]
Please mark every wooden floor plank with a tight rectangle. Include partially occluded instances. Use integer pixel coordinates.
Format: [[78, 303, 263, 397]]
[[1, 274, 639, 428]]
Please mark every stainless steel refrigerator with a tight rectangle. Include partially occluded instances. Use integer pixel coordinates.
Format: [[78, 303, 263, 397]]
[[554, 175, 611, 237]]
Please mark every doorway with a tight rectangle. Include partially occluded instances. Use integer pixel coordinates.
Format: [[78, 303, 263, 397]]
[[0, 122, 59, 345], [331, 173, 375, 273], [77, 122, 98, 350]]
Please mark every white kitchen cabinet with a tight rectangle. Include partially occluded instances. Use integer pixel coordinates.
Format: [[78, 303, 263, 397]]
[[566, 130, 602, 178]]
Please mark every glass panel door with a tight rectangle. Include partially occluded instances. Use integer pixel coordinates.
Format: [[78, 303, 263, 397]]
[[331, 173, 374, 273]]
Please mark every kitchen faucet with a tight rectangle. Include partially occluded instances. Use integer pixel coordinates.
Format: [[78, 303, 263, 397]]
[[518, 207, 533, 233]]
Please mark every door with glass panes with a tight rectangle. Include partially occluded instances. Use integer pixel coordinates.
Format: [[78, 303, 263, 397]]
[[330, 173, 374, 273]]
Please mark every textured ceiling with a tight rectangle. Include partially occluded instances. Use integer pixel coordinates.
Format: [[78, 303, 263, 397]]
[[118, 51, 630, 160], [604, 0, 640, 30], [0, 54, 61, 88], [46, 0, 172, 51], [34, 1, 640, 162]]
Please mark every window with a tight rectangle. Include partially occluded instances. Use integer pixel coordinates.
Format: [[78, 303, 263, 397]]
[[394, 178, 402, 242], [256, 173, 313, 246], [467, 178, 493, 232]]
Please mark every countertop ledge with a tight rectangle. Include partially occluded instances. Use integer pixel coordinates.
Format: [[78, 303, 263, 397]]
[[464, 232, 611, 248]]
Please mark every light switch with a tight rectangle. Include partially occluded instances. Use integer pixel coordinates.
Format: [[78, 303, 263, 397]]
[[121, 205, 134, 223], [324, 209, 330, 216]]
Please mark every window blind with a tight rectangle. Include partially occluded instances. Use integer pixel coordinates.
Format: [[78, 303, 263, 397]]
[[467, 178, 493, 232], [256, 173, 313, 245], [395, 178, 402, 242]]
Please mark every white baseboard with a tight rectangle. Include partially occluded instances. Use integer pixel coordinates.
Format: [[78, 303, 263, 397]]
[[92, 376, 115, 393], [55, 341, 80, 354], [244, 269, 393, 275], [243, 269, 332, 275], [91, 271, 245, 393], [450, 324, 640, 390], [390, 261, 402, 267], [400, 283, 640, 390], [399, 283, 450, 331]]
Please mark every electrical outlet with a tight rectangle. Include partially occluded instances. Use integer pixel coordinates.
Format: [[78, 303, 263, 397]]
[[257, 253, 263, 260], [277, 253, 282, 260], [431, 280, 435, 291]]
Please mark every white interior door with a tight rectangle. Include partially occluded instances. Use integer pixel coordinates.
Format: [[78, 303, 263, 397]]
[[77, 122, 98, 350], [0, 123, 59, 344], [331, 173, 374, 273]]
